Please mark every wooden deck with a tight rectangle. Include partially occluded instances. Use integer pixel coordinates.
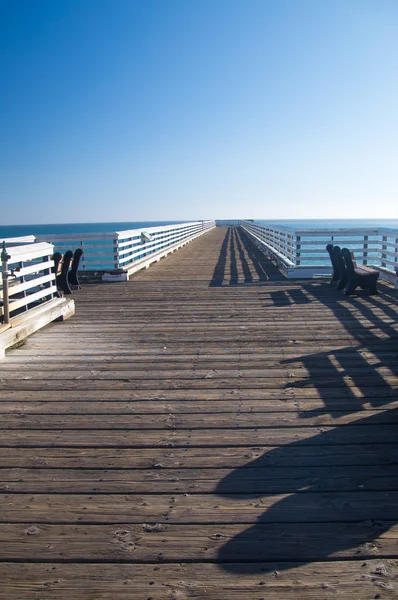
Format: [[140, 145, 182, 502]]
[[1, 225, 398, 599]]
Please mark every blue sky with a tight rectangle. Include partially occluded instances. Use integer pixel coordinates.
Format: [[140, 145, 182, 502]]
[[0, 0, 397, 224]]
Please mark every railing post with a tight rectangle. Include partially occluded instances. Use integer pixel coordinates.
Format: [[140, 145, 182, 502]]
[[296, 235, 301, 266], [382, 235, 387, 268], [363, 235, 368, 265], [19, 260, 28, 311], [114, 238, 119, 269], [395, 238, 398, 274], [1, 241, 11, 324], [80, 240, 85, 271], [43, 252, 56, 302]]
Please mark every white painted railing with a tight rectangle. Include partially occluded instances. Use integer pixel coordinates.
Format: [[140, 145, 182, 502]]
[[1, 235, 36, 246], [241, 221, 398, 280], [1, 241, 59, 324], [0, 241, 75, 357], [240, 222, 297, 269], [36, 221, 216, 273]]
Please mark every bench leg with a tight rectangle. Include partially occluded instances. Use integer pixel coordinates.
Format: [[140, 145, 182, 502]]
[[368, 280, 378, 295], [345, 281, 357, 296], [337, 274, 348, 291], [57, 273, 72, 295], [68, 270, 81, 289]]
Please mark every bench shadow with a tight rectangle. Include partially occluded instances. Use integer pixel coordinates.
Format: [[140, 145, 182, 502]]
[[216, 280, 398, 572]]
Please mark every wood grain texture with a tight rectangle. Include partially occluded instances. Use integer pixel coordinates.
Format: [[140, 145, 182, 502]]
[[1, 560, 397, 600], [1, 225, 398, 599]]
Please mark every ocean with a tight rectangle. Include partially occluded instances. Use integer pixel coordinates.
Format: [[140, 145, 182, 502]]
[[0, 221, 189, 240], [255, 219, 398, 231], [1, 218, 398, 240]]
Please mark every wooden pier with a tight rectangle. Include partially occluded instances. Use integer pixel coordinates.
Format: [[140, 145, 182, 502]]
[[1, 225, 398, 598]]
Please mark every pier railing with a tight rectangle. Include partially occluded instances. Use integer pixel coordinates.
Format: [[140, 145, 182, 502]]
[[241, 221, 398, 281], [1, 241, 59, 324], [36, 220, 216, 274], [0, 241, 75, 356]]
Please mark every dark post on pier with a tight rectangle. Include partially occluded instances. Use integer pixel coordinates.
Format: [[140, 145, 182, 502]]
[[0, 225, 398, 598]]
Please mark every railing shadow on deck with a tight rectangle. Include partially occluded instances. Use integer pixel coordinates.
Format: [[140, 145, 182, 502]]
[[233, 228, 253, 283], [229, 227, 239, 284], [209, 227, 283, 286], [216, 280, 398, 573], [238, 227, 280, 281], [209, 228, 231, 287]]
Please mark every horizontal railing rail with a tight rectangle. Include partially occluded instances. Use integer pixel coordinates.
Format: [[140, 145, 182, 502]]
[[241, 221, 398, 280], [0, 235, 36, 246], [36, 221, 216, 272], [1, 241, 58, 324]]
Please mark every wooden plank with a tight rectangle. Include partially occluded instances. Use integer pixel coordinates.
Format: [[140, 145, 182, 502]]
[[1, 560, 396, 600], [0, 386, 395, 401], [0, 465, 397, 494], [1, 366, 398, 380], [0, 522, 397, 561], [0, 444, 395, 468], [0, 377, 397, 390], [13, 315, 398, 325], [13, 331, 397, 341], [0, 398, 397, 414], [0, 410, 397, 429], [0, 425, 395, 447], [2, 491, 398, 524], [11, 340, 398, 352], [3, 352, 398, 367]]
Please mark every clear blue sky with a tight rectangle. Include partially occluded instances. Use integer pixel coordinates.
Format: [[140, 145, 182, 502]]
[[1, 0, 397, 224]]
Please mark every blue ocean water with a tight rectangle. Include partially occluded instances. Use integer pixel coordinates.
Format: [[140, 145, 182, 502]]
[[1, 218, 398, 240], [0, 221, 189, 239], [255, 219, 398, 231]]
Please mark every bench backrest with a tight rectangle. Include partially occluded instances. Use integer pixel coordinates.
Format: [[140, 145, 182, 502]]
[[326, 244, 340, 280], [52, 252, 63, 275], [69, 248, 83, 286], [341, 248, 356, 275], [61, 250, 74, 277]]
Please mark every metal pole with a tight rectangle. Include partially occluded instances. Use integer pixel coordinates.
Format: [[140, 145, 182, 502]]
[[1, 241, 11, 324]]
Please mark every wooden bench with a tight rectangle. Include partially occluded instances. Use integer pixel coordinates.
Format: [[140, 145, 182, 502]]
[[341, 248, 379, 296], [52, 248, 83, 295]]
